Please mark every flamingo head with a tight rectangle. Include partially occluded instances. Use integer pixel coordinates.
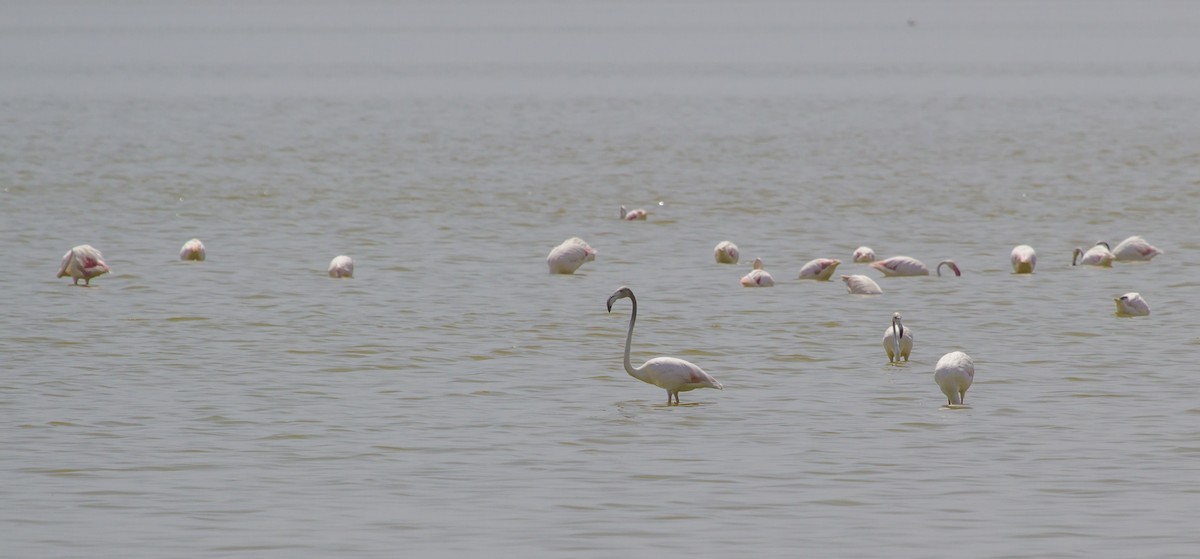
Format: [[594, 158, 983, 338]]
[[752, 258, 764, 270], [607, 286, 634, 312]]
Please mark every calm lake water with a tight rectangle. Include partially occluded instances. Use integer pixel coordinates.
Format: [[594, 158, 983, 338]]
[[3, 1, 1200, 557]]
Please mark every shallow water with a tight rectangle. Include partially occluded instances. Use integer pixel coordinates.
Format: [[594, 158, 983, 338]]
[[3, 2, 1200, 557]]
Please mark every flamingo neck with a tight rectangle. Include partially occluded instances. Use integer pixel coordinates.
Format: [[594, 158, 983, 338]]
[[621, 294, 649, 383]]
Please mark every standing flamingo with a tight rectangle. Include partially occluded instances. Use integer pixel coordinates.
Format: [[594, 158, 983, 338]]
[[619, 205, 647, 220], [1010, 245, 1036, 274], [740, 258, 775, 287], [883, 312, 913, 363], [1114, 292, 1150, 316], [57, 244, 110, 286], [841, 274, 882, 295], [1111, 236, 1162, 261], [547, 237, 597, 274], [328, 255, 354, 278], [606, 286, 723, 405], [934, 351, 975, 406], [714, 241, 740, 264], [1072, 242, 1114, 267], [852, 246, 876, 263], [870, 256, 961, 277], [180, 238, 206, 261], [797, 258, 841, 281]]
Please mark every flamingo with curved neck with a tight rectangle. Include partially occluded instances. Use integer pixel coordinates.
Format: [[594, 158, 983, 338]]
[[606, 286, 723, 405]]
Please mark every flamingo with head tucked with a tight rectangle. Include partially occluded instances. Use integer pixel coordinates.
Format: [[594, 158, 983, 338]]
[[797, 258, 841, 281], [934, 351, 975, 406], [1111, 236, 1162, 261], [870, 256, 960, 277], [620, 205, 647, 220], [180, 238, 206, 261], [547, 237, 597, 274], [883, 312, 913, 363], [1010, 245, 1036, 273], [57, 244, 110, 286], [852, 246, 876, 263], [1072, 242, 1114, 267], [714, 241, 740, 264], [842, 274, 882, 295], [1114, 292, 1150, 316], [606, 286, 723, 405], [740, 258, 774, 287], [328, 255, 354, 278]]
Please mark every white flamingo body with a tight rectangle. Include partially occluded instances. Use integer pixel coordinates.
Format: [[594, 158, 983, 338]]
[[740, 258, 774, 287], [180, 238, 206, 261], [547, 237, 597, 274], [934, 351, 975, 406], [1114, 292, 1150, 316], [606, 287, 723, 405], [883, 312, 913, 363], [328, 255, 354, 278], [1111, 236, 1162, 261], [870, 256, 961, 277], [714, 241, 740, 264], [57, 244, 110, 286], [1010, 244, 1036, 274], [852, 246, 876, 263], [620, 205, 647, 220], [842, 274, 882, 295], [1072, 242, 1114, 267], [797, 258, 841, 281]]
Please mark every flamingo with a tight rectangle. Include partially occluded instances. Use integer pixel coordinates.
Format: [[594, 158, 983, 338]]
[[547, 237, 596, 274], [883, 312, 913, 363], [934, 351, 975, 406], [1114, 292, 1150, 316], [328, 255, 354, 278], [714, 241, 740, 264], [870, 256, 961, 277], [619, 205, 647, 220], [797, 258, 841, 281], [1010, 244, 1036, 274], [852, 246, 876, 263], [740, 258, 775, 287], [841, 274, 882, 295], [179, 238, 206, 261], [1111, 236, 1162, 261], [1072, 242, 1114, 267], [606, 286, 723, 405], [57, 244, 110, 286]]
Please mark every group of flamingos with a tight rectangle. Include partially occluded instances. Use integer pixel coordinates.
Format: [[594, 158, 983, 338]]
[[55, 210, 1161, 408], [546, 208, 1162, 407]]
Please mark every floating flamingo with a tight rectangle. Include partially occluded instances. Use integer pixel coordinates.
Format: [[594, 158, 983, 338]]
[[883, 312, 913, 363], [1010, 244, 1036, 274], [714, 241, 740, 264], [797, 258, 841, 281], [1114, 292, 1150, 316], [606, 286, 723, 405], [870, 256, 960, 277], [328, 255, 354, 278], [1072, 242, 1114, 267], [842, 274, 882, 295], [852, 246, 876, 263], [547, 237, 596, 274], [179, 238, 206, 261], [1111, 236, 1162, 261], [57, 244, 110, 286], [934, 351, 975, 406], [619, 205, 647, 220], [740, 258, 775, 287]]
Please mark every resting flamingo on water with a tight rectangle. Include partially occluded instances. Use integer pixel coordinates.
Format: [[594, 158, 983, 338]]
[[546, 237, 597, 274], [1111, 236, 1162, 261], [740, 258, 775, 287], [619, 205, 647, 220], [842, 274, 882, 295], [714, 241, 740, 264], [180, 238, 206, 261], [1114, 292, 1150, 316], [1072, 242, 1114, 267], [852, 246, 876, 263], [57, 244, 110, 286], [606, 286, 723, 405], [797, 258, 841, 281], [934, 351, 975, 406], [328, 255, 354, 278], [883, 312, 913, 363], [1010, 244, 1036, 274], [870, 256, 961, 277]]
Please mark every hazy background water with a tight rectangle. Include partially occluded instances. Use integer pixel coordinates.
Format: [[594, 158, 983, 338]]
[[3, 1, 1200, 557]]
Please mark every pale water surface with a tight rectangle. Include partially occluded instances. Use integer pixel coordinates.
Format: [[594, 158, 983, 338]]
[[3, 2, 1200, 557]]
